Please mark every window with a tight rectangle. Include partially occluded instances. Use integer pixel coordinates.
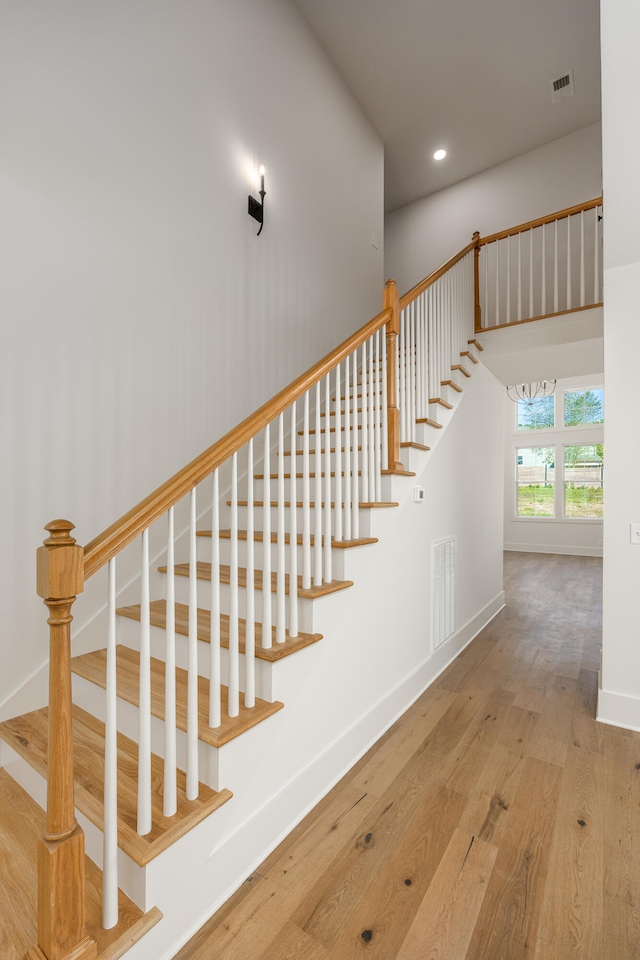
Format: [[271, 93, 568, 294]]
[[563, 388, 604, 427], [516, 447, 555, 517], [517, 394, 554, 431], [564, 444, 604, 518]]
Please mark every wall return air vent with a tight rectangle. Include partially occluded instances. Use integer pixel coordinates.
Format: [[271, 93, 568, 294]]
[[550, 70, 574, 103]]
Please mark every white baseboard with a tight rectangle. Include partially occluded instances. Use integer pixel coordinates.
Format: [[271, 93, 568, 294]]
[[597, 686, 640, 733], [504, 542, 602, 558]]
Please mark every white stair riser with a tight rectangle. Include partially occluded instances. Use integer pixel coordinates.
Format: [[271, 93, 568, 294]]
[[195, 536, 348, 580], [218, 503, 374, 538], [161, 574, 317, 634], [71, 673, 222, 790], [115, 614, 274, 700]]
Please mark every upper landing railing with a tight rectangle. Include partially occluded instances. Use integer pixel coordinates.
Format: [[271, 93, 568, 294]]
[[474, 197, 603, 332]]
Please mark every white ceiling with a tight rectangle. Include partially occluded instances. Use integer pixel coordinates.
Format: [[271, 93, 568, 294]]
[[292, 0, 602, 212]]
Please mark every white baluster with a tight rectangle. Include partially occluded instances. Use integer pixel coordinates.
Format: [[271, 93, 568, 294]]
[[344, 353, 352, 540], [580, 210, 585, 307], [380, 333, 389, 472], [410, 301, 416, 440], [374, 329, 383, 503], [102, 556, 118, 929], [566, 215, 572, 310], [164, 507, 177, 817], [360, 343, 369, 505], [399, 310, 406, 442], [506, 236, 511, 325], [495, 240, 500, 327], [554, 219, 559, 313], [483, 242, 488, 329], [245, 440, 255, 705], [334, 363, 343, 539], [370, 337, 376, 496], [541, 224, 547, 316], [277, 413, 287, 637], [138, 528, 152, 835], [302, 393, 312, 586], [323, 378, 332, 583], [209, 470, 221, 726], [262, 424, 272, 647], [228, 453, 239, 716], [351, 347, 360, 537], [288, 402, 299, 637], [529, 228, 534, 318], [186, 489, 199, 799], [517, 232, 522, 322], [428, 285, 435, 398], [314, 383, 323, 585], [594, 206, 600, 303]]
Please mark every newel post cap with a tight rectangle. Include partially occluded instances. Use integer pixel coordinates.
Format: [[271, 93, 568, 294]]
[[36, 520, 85, 601]]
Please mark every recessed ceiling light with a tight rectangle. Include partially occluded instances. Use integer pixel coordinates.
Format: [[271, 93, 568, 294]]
[[433, 149, 447, 161]]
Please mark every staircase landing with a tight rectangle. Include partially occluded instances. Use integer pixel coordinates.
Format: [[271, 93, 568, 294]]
[[0, 768, 161, 960]]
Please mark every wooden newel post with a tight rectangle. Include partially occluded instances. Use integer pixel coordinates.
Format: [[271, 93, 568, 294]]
[[27, 521, 97, 960], [382, 279, 404, 473], [472, 231, 482, 333]]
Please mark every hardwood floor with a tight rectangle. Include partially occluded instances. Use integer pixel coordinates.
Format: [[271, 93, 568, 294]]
[[173, 551, 640, 960]]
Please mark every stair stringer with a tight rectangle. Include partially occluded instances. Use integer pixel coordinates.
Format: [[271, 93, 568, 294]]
[[101, 348, 506, 960]]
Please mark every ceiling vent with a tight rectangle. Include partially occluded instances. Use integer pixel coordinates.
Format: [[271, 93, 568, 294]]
[[550, 70, 574, 103]]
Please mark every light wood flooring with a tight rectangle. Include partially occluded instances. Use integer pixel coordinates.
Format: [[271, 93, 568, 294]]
[[173, 551, 640, 960]]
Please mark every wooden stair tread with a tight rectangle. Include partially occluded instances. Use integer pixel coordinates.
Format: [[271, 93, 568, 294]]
[[161, 562, 354, 600], [381, 468, 416, 477], [460, 350, 479, 364], [320, 407, 382, 417], [300, 426, 364, 436], [441, 379, 463, 393], [451, 363, 471, 378], [225, 500, 398, 510], [428, 397, 454, 409], [282, 446, 363, 456], [0, 768, 162, 959], [254, 471, 363, 480], [70, 647, 283, 751], [467, 338, 484, 351], [415, 417, 443, 429], [400, 441, 431, 451], [0, 705, 233, 867], [117, 600, 322, 662], [197, 529, 378, 549]]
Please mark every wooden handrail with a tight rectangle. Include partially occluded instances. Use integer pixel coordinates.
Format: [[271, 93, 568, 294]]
[[478, 196, 603, 247], [399, 239, 477, 311], [83, 306, 392, 579]]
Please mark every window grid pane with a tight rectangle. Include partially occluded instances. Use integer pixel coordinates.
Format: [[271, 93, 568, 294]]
[[517, 447, 555, 517], [516, 395, 555, 431], [563, 388, 604, 427], [564, 444, 604, 518]]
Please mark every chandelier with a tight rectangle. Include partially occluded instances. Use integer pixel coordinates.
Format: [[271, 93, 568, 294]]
[[506, 380, 556, 405]]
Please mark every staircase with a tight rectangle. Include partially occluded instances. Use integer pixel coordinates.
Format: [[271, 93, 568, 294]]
[[0, 200, 599, 960]]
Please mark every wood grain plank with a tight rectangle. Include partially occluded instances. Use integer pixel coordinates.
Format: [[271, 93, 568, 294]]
[[395, 829, 498, 960], [464, 757, 561, 960], [323, 785, 467, 960], [536, 745, 604, 957]]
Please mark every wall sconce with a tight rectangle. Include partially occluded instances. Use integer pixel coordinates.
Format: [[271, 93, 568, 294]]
[[248, 165, 266, 236]]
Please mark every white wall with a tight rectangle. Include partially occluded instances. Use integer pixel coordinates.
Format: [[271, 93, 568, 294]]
[[598, 0, 640, 731], [385, 123, 602, 296], [503, 376, 604, 557], [0, 0, 384, 712]]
